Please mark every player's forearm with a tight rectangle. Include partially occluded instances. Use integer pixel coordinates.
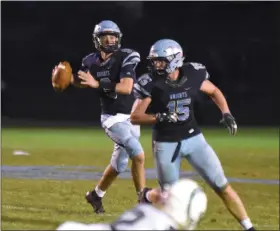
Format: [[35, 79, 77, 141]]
[[131, 99, 142, 114], [130, 113, 157, 125], [71, 81, 86, 88], [210, 88, 230, 114], [115, 82, 132, 95]]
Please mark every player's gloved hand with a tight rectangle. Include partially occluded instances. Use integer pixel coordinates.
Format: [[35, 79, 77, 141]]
[[220, 113, 237, 135], [156, 112, 179, 123]]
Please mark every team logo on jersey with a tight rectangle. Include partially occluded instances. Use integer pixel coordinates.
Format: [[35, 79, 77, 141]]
[[169, 92, 188, 100]]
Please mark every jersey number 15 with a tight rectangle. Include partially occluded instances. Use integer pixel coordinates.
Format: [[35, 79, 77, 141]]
[[167, 98, 191, 121]]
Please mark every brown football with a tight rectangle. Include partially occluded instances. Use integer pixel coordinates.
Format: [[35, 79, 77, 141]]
[[52, 61, 72, 91]]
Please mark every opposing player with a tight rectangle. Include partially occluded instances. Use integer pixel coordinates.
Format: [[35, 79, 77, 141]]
[[56, 178, 207, 230], [52, 20, 146, 214], [131, 39, 256, 231]]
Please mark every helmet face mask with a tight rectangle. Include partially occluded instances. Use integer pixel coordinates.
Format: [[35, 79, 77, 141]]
[[147, 57, 168, 76], [93, 20, 122, 54]]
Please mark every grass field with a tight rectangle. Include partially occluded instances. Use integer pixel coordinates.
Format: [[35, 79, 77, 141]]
[[1, 127, 279, 230]]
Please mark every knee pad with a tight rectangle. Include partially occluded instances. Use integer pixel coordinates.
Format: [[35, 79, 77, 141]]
[[208, 172, 229, 192], [123, 136, 144, 158]]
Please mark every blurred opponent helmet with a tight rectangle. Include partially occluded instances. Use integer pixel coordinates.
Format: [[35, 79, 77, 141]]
[[162, 179, 207, 230]]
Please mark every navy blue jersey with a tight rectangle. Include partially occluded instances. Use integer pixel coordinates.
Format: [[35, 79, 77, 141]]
[[134, 62, 209, 142], [80, 48, 140, 115]]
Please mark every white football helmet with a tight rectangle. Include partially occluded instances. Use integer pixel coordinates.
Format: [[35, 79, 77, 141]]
[[93, 20, 122, 53], [147, 39, 185, 75], [161, 179, 207, 230]]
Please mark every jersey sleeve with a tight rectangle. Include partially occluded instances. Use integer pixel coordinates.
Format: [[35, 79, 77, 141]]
[[120, 49, 141, 80], [80, 53, 96, 72], [133, 73, 153, 99], [72, 53, 94, 83], [188, 62, 210, 89]]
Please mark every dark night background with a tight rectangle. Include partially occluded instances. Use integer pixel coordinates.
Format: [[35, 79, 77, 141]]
[[1, 1, 279, 126]]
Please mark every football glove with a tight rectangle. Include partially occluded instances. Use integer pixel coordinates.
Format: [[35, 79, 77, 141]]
[[156, 112, 179, 123], [220, 113, 237, 136]]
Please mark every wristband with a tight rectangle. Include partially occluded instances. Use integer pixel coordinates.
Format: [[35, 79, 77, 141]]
[[98, 80, 116, 91]]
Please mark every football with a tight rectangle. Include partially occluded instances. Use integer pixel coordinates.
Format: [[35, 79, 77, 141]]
[[52, 61, 72, 91]]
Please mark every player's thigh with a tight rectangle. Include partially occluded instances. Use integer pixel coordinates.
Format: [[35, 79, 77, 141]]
[[105, 121, 143, 157], [153, 141, 181, 187], [110, 143, 129, 173], [183, 134, 228, 190], [103, 121, 130, 147]]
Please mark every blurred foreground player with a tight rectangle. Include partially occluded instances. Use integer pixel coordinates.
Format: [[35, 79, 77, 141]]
[[131, 39, 256, 231], [52, 20, 146, 214], [57, 179, 207, 230]]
